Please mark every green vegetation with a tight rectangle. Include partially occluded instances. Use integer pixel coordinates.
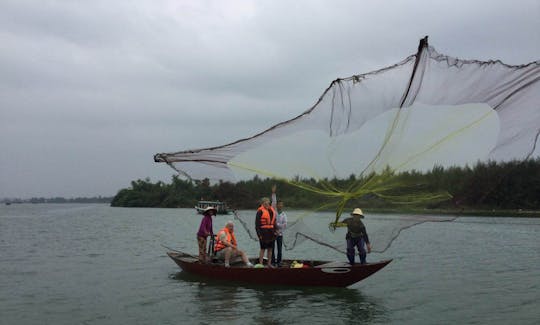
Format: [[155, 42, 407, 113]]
[[111, 159, 540, 215]]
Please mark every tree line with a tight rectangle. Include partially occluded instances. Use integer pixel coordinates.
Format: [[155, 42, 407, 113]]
[[3, 196, 113, 204], [110, 159, 540, 212]]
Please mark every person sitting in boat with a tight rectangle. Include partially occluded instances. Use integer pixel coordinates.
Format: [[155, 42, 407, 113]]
[[342, 208, 372, 265], [214, 221, 253, 268], [271, 185, 287, 267], [255, 197, 277, 267], [197, 206, 216, 263]]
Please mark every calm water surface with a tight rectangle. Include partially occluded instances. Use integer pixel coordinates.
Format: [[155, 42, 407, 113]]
[[0, 204, 538, 324]]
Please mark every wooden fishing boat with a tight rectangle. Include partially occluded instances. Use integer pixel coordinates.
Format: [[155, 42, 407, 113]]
[[167, 251, 392, 287]]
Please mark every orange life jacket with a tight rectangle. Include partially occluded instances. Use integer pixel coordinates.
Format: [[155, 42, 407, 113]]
[[257, 205, 276, 229], [214, 227, 237, 252]]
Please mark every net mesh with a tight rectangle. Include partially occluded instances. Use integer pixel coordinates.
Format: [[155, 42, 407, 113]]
[[233, 209, 457, 254], [156, 37, 539, 254]]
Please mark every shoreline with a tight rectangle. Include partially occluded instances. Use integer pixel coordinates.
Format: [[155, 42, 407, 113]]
[[361, 207, 540, 218], [5, 202, 539, 218]]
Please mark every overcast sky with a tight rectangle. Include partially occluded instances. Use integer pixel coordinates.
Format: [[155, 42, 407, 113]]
[[1, 0, 539, 199]]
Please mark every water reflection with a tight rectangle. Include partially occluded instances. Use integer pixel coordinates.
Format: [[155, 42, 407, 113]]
[[172, 271, 387, 324]]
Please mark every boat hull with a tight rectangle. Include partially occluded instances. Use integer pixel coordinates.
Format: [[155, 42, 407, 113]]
[[167, 251, 392, 287]]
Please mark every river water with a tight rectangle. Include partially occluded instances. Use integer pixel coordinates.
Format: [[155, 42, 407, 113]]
[[0, 204, 538, 324]]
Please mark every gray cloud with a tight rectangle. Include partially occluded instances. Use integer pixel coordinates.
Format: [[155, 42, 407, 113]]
[[1, 0, 539, 198]]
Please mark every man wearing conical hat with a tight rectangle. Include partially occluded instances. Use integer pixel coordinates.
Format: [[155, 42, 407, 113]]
[[342, 208, 372, 265]]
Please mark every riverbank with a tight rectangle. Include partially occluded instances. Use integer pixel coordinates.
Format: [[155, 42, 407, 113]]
[[362, 207, 540, 218]]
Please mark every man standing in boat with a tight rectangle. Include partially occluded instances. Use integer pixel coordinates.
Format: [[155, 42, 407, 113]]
[[255, 197, 277, 267], [271, 185, 287, 267], [342, 208, 372, 265], [197, 206, 216, 263], [214, 221, 253, 267]]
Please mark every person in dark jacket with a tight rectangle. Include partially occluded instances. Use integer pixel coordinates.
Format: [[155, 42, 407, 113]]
[[197, 206, 216, 263], [255, 197, 276, 267], [341, 208, 372, 264]]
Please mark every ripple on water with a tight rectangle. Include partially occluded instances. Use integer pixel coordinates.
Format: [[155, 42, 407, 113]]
[[1, 205, 539, 325]]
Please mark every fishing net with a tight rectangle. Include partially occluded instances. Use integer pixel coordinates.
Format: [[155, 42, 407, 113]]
[[233, 210, 456, 255], [155, 37, 539, 254]]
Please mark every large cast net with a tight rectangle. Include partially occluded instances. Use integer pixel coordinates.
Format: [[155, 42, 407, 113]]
[[155, 37, 539, 255]]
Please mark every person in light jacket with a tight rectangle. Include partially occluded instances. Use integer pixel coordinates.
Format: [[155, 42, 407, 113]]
[[271, 185, 287, 267]]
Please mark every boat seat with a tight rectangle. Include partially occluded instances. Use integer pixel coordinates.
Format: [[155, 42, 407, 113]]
[[182, 257, 199, 263], [314, 261, 351, 268]]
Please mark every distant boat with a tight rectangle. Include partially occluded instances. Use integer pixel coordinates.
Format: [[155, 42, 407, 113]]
[[167, 251, 392, 287], [195, 200, 230, 215], [5, 202, 11, 205]]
